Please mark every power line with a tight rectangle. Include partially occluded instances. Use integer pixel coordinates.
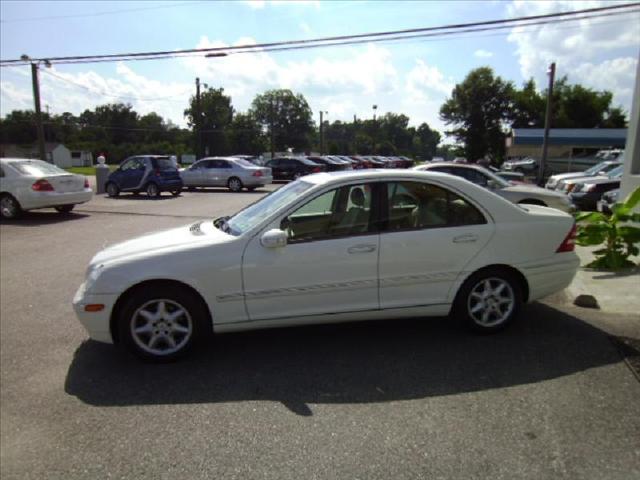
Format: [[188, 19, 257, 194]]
[[0, 1, 203, 24], [41, 69, 190, 102], [1, 3, 638, 66]]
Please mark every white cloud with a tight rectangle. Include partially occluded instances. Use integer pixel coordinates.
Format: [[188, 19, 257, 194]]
[[299, 21, 312, 34], [243, 0, 320, 9], [506, 0, 640, 109], [405, 59, 454, 101], [474, 49, 494, 58]]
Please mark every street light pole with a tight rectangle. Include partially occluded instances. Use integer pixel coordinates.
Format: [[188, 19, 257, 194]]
[[539, 62, 556, 185], [319, 110, 328, 155], [372, 104, 378, 154]]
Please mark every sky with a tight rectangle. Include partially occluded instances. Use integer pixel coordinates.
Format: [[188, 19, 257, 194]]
[[1, 0, 639, 135]]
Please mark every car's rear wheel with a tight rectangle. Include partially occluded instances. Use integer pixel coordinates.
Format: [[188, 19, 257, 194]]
[[0, 194, 22, 219], [171, 189, 181, 197], [227, 177, 243, 192], [146, 182, 160, 197], [117, 285, 209, 362], [106, 182, 120, 198], [55, 204, 75, 214], [452, 269, 523, 333]]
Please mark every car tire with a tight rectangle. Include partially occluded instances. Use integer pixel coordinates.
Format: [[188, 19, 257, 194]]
[[171, 189, 181, 197], [0, 194, 22, 220], [451, 268, 523, 333], [146, 182, 160, 197], [106, 182, 120, 198], [55, 204, 75, 214], [227, 177, 243, 193], [117, 284, 210, 362]]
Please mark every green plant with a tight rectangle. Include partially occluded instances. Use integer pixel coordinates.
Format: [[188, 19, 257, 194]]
[[575, 186, 640, 269]]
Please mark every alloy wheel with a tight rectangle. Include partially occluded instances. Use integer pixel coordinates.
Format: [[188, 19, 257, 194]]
[[130, 299, 193, 356], [228, 178, 242, 192], [467, 277, 515, 328]]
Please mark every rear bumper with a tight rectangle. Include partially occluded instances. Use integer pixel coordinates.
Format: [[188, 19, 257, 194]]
[[521, 254, 580, 302], [21, 188, 93, 210], [243, 175, 273, 186], [157, 179, 183, 191]]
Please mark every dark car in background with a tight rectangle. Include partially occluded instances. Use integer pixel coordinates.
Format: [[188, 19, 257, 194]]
[[597, 188, 620, 214], [306, 156, 351, 172], [266, 156, 326, 180], [569, 166, 623, 211], [105, 155, 183, 197]]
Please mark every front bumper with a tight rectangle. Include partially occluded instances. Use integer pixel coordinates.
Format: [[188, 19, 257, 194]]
[[72, 282, 118, 344]]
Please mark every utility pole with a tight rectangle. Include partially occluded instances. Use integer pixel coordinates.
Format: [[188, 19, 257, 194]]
[[319, 111, 326, 155], [30, 62, 46, 162], [539, 62, 556, 185], [195, 77, 202, 159]]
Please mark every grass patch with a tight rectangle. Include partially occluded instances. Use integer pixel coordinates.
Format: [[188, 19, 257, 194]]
[[65, 166, 117, 175]]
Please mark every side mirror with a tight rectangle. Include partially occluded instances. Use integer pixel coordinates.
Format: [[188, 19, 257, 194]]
[[260, 229, 288, 249]]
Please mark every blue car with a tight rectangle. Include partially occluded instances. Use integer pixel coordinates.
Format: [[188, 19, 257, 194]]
[[105, 155, 183, 198]]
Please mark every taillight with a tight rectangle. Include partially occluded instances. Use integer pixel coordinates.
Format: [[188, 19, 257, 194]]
[[556, 223, 577, 252], [154, 169, 161, 177], [252, 170, 263, 177], [84, 177, 90, 188], [312, 167, 321, 173], [32, 179, 54, 191]]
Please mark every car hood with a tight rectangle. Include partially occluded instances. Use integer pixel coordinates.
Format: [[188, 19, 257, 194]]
[[580, 176, 622, 186], [550, 172, 590, 182], [89, 220, 232, 268]]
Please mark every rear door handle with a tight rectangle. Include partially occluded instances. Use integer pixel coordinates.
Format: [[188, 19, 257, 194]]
[[453, 234, 479, 244], [348, 244, 377, 254]]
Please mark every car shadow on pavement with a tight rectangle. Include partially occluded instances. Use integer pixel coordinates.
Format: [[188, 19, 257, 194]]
[[103, 194, 175, 201], [185, 188, 268, 194], [0, 211, 90, 226], [64, 302, 623, 416]]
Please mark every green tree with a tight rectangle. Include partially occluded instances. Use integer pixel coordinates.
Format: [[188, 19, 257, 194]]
[[251, 89, 314, 152], [411, 122, 441, 160], [228, 112, 266, 155], [511, 78, 545, 128], [184, 87, 234, 156], [440, 67, 514, 162]]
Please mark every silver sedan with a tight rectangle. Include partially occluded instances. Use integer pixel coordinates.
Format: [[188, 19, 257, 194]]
[[179, 157, 272, 192], [414, 163, 572, 212]]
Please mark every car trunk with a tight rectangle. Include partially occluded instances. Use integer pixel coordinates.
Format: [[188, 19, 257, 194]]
[[45, 174, 86, 193]]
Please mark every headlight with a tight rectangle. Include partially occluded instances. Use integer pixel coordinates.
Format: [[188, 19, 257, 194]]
[[583, 184, 597, 193]]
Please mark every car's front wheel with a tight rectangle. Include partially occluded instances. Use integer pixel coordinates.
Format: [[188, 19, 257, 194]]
[[0, 194, 22, 219], [452, 269, 523, 333], [55, 204, 75, 214], [118, 285, 209, 362]]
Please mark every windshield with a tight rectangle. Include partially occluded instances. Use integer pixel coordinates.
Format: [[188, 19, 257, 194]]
[[224, 181, 314, 235], [8, 160, 67, 176], [480, 168, 512, 188]]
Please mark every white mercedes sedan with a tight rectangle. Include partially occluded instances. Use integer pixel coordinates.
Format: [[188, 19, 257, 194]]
[[73, 170, 579, 361], [1, 158, 93, 219]]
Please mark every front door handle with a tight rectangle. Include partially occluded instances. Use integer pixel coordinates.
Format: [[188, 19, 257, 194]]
[[347, 244, 377, 254], [453, 234, 479, 243]]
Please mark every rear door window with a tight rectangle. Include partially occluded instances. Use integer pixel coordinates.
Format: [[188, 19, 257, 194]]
[[151, 157, 174, 170]]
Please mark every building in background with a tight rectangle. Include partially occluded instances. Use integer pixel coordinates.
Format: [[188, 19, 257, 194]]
[[0, 143, 92, 168]]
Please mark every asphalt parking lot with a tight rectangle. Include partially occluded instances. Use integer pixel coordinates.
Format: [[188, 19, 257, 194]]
[[1, 186, 639, 480]]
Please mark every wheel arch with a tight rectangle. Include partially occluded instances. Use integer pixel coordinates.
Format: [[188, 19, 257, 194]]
[[109, 279, 212, 344], [518, 198, 547, 206], [454, 264, 530, 304]]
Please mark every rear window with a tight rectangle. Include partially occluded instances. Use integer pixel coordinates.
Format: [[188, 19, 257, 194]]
[[151, 157, 175, 170], [7, 160, 66, 176], [234, 159, 255, 168], [302, 158, 320, 165]]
